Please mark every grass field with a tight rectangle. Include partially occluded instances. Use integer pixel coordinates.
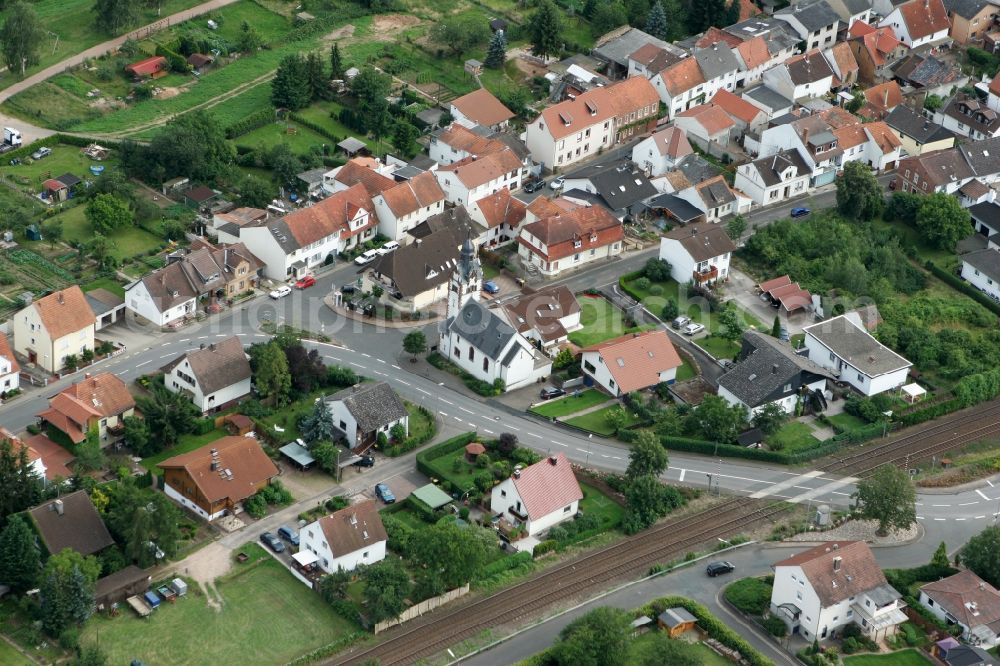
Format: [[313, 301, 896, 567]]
[[675, 357, 696, 382], [828, 412, 868, 432], [0, 638, 27, 665], [843, 650, 932, 666], [82, 276, 126, 298], [49, 206, 165, 261], [0, 145, 110, 186], [141, 428, 229, 472], [529, 389, 610, 418], [568, 296, 651, 347], [235, 121, 334, 154], [768, 421, 821, 453], [80, 557, 358, 665], [579, 482, 624, 530], [564, 404, 644, 436], [425, 447, 482, 492], [696, 334, 741, 361], [629, 632, 731, 666]]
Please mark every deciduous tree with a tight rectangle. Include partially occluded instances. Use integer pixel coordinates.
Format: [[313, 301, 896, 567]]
[[528, 0, 562, 60], [553, 607, 631, 666], [248, 341, 292, 405], [104, 483, 181, 567], [0, 1, 46, 77], [717, 303, 746, 342], [726, 214, 747, 241], [854, 464, 916, 537], [0, 514, 40, 593], [93, 0, 140, 35], [626, 429, 669, 479], [409, 521, 495, 589], [590, 0, 628, 36], [39, 549, 99, 636], [236, 20, 263, 53], [751, 402, 787, 436], [402, 330, 427, 362], [917, 192, 969, 251], [361, 558, 412, 623], [431, 15, 490, 56], [836, 162, 884, 222], [239, 175, 275, 208], [634, 633, 702, 666], [135, 383, 199, 450], [684, 394, 747, 444], [622, 475, 683, 533], [961, 526, 1000, 588], [85, 194, 132, 235], [643, 257, 671, 281]]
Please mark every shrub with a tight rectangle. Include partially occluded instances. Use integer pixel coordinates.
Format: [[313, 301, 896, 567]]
[[648, 284, 663, 296], [724, 577, 773, 616], [635, 277, 651, 291], [763, 616, 787, 637]]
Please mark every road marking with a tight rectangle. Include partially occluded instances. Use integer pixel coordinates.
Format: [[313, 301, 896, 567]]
[[976, 516, 986, 519], [832, 491, 851, 496], [976, 489, 991, 500], [785, 476, 860, 505], [180, 338, 190, 342], [376, 358, 385, 364], [361, 353, 371, 358], [678, 469, 686, 482], [555, 442, 567, 447], [416, 388, 430, 395], [483, 429, 494, 435], [959, 502, 979, 506], [349, 362, 364, 369], [932, 504, 951, 507], [916, 516, 925, 520], [439, 412, 448, 417], [459, 407, 473, 414], [160, 354, 174, 358], [934, 518, 946, 521], [454, 416, 463, 422], [576, 448, 586, 453], [136, 360, 151, 367], [528, 433, 542, 439], [398, 380, 411, 386], [601, 454, 610, 459], [440, 399, 454, 406], [374, 371, 388, 377], [392, 365, 401, 370], [507, 426, 519, 431], [749, 470, 824, 499], [467, 422, 476, 428], [987, 479, 995, 487], [956, 518, 966, 521], [216, 334, 226, 337]]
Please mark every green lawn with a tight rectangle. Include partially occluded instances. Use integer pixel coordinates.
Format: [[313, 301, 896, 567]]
[[675, 357, 696, 382], [828, 412, 869, 432], [50, 206, 165, 261], [425, 447, 481, 492], [0, 638, 27, 665], [843, 650, 932, 666], [629, 633, 730, 666], [568, 296, 651, 347], [529, 389, 610, 418], [579, 482, 624, 530], [80, 557, 358, 665], [141, 428, 229, 472], [295, 102, 374, 148], [697, 334, 741, 361], [234, 121, 335, 155], [564, 404, 644, 437], [0, 145, 113, 185], [82, 276, 126, 298], [256, 388, 329, 445], [768, 421, 821, 454]]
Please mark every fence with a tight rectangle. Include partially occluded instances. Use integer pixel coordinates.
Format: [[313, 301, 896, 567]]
[[373, 584, 470, 634]]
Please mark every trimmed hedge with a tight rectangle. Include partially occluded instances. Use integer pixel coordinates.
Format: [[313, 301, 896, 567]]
[[289, 112, 341, 143], [225, 108, 274, 139], [415, 432, 478, 482], [618, 270, 645, 302], [925, 261, 1000, 317], [661, 435, 841, 465], [384, 405, 437, 457]]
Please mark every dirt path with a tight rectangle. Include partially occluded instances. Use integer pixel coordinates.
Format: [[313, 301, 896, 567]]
[[168, 541, 232, 612]]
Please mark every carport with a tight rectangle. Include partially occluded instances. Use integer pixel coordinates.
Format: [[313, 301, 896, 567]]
[[411, 484, 453, 510], [279, 441, 315, 470]]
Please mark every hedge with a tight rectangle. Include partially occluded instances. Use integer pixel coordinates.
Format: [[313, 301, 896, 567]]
[[288, 112, 341, 143], [415, 432, 478, 482], [225, 108, 274, 139], [638, 596, 776, 666], [384, 405, 436, 456], [0, 133, 123, 163], [660, 434, 842, 465], [925, 261, 1000, 317], [897, 397, 963, 427], [618, 270, 645, 302]]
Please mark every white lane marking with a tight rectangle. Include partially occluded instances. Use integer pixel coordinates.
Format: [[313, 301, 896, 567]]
[[749, 470, 824, 499], [956, 518, 966, 521], [934, 518, 946, 521], [785, 476, 860, 505], [576, 448, 586, 452], [483, 429, 494, 435], [349, 362, 364, 369], [976, 489, 991, 500], [959, 502, 979, 506], [439, 412, 448, 417], [556, 442, 567, 447], [528, 433, 542, 439], [361, 353, 371, 358], [467, 422, 476, 428], [916, 516, 925, 520], [988, 479, 995, 487], [507, 426, 519, 432], [376, 358, 386, 364], [180, 338, 190, 342], [832, 491, 851, 496], [392, 365, 401, 370], [459, 407, 474, 414], [136, 360, 151, 367], [416, 388, 431, 395], [678, 469, 686, 482], [454, 416, 463, 422], [160, 354, 174, 358], [932, 504, 951, 507], [600, 454, 610, 459], [440, 399, 454, 406], [976, 515, 986, 519], [398, 380, 411, 386], [216, 334, 226, 337], [253, 334, 268, 338], [611, 456, 622, 460], [374, 371, 388, 377]]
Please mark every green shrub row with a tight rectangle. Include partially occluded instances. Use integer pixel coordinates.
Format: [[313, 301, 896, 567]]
[[897, 398, 963, 427], [617, 270, 645, 302], [288, 112, 341, 143], [384, 406, 436, 457], [660, 434, 841, 465], [225, 108, 275, 138], [415, 432, 478, 481], [426, 352, 501, 396], [925, 261, 1000, 317], [284, 630, 366, 666]]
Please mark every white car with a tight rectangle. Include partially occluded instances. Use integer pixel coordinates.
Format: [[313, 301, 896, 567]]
[[549, 177, 565, 190], [269, 285, 292, 299], [377, 241, 400, 255], [683, 322, 705, 336], [354, 249, 380, 265]]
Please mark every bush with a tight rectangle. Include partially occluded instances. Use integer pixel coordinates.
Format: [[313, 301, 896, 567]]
[[635, 277, 651, 291], [763, 616, 787, 638], [58, 628, 79, 650], [724, 577, 773, 616], [225, 108, 274, 138], [415, 432, 478, 480]]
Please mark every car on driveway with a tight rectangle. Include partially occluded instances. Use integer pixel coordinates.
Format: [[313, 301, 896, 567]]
[[260, 532, 285, 553], [375, 483, 395, 504], [683, 322, 705, 336], [269, 285, 292, 299], [277, 525, 299, 546], [294, 275, 316, 289], [539, 386, 566, 400], [353, 454, 375, 468], [549, 177, 565, 190], [483, 280, 500, 295], [790, 207, 810, 218], [706, 561, 735, 577], [341, 283, 357, 295], [671, 316, 691, 330], [718, 359, 735, 370], [354, 249, 380, 265]]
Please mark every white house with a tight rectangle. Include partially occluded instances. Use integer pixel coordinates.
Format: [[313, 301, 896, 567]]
[[162, 336, 251, 413], [126, 263, 198, 328], [762, 51, 836, 102], [735, 148, 812, 205], [581, 330, 682, 396], [960, 248, 1000, 301], [467, 189, 527, 248], [490, 452, 583, 536], [517, 204, 624, 277], [13, 286, 96, 374], [879, 0, 951, 47], [434, 146, 524, 207], [733, 36, 774, 87], [775, 0, 841, 51], [658, 223, 736, 286], [371, 172, 446, 240], [0, 334, 20, 395], [919, 570, 1000, 648], [496, 285, 581, 351], [325, 381, 408, 453], [449, 88, 515, 131], [300, 500, 387, 574], [802, 313, 912, 395], [631, 125, 694, 177], [673, 104, 737, 152], [771, 541, 907, 642], [652, 44, 740, 119]]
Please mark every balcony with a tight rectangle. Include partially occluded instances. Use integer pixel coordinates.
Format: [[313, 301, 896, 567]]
[[508, 505, 529, 522], [693, 266, 719, 284]]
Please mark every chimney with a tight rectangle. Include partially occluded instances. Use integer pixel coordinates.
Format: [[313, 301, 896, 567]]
[[211, 461, 219, 471], [57, 292, 64, 304], [513, 469, 521, 478], [833, 556, 842, 572], [549, 455, 558, 465], [772, 363, 779, 374], [802, 127, 809, 144], [85, 372, 91, 379], [832, 542, 839, 550], [53, 499, 64, 516], [209, 343, 216, 352]]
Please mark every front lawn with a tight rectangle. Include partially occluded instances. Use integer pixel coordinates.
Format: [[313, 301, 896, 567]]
[[675, 357, 696, 382], [568, 296, 651, 347], [579, 482, 624, 530], [80, 556, 359, 665], [843, 650, 932, 666], [529, 389, 610, 418], [767, 421, 822, 454], [697, 334, 741, 361], [828, 412, 869, 433], [564, 405, 644, 437], [141, 428, 229, 473]]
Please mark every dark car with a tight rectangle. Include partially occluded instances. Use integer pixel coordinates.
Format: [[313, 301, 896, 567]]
[[706, 561, 735, 577], [341, 284, 357, 295], [375, 483, 395, 504], [790, 207, 811, 218], [540, 387, 566, 400], [353, 454, 375, 468], [260, 532, 285, 553], [523, 179, 544, 193], [277, 525, 299, 546]]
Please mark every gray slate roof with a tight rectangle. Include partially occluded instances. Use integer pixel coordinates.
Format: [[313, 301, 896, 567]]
[[326, 381, 407, 433], [648, 193, 704, 222], [719, 331, 833, 408], [944, 0, 993, 18], [567, 160, 658, 212], [744, 86, 794, 112], [962, 248, 1000, 284], [959, 136, 1000, 178], [694, 44, 740, 81], [970, 202, 1000, 233], [370, 222, 464, 298], [593, 27, 683, 67], [28, 490, 114, 557], [162, 336, 251, 395], [786, 53, 835, 85], [676, 154, 722, 184], [658, 607, 698, 628], [885, 106, 956, 144], [776, 0, 841, 32], [447, 300, 517, 361], [804, 315, 911, 376], [748, 148, 810, 187]]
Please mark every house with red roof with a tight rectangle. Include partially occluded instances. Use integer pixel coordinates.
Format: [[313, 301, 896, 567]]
[[490, 452, 583, 536], [879, 0, 951, 47], [517, 204, 624, 276], [631, 125, 693, 177], [710, 89, 768, 132], [848, 22, 907, 85], [125, 55, 168, 80], [467, 188, 526, 248], [449, 88, 515, 131], [38, 372, 135, 446], [674, 104, 737, 152], [371, 172, 446, 241], [581, 330, 683, 396]]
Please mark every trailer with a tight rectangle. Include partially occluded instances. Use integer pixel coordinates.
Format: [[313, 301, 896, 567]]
[[170, 578, 188, 597], [0, 128, 21, 154], [143, 591, 161, 609], [126, 595, 152, 618]]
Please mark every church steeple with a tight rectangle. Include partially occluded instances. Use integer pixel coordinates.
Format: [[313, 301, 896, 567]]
[[447, 235, 482, 319]]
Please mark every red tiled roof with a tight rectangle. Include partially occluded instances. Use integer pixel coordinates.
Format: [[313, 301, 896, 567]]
[[849, 20, 877, 38], [696, 27, 743, 48], [126, 56, 167, 77], [535, 77, 659, 140], [159, 435, 279, 505], [22, 434, 75, 480], [864, 81, 904, 115], [582, 330, 683, 393], [30, 286, 96, 340], [758, 275, 792, 293], [526, 195, 584, 220], [438, 148, 523, 189], [333, 160, 395, 197], [511, 452, 583, 521], [450, 88, 515, 127], [658, 58, 706, 96], [677, 103, 736, 136], [378, 172, 444, 218], [826, 42, 859, 78], [990, 75, 1000, 96], [474, 188, 526, 229], [318, 500, 388, 558], [896, 0, 950, 40], [0, 333, 20, 377], [774, 541, 890, 607], [864, 121, 902, 154], [520, 206, 623, 262], [921, 570, 1000, 633], [736, 36, 771, 70], [284, 182, 374, 245], [710, 89, 764, 125]]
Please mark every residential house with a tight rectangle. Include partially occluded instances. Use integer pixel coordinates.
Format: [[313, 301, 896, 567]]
[[860, 81, 904, 119], [38, 372, 135, 446], [763, 51, 836, 101], [659, 223, 736, 285], [674, 104, 738, 153], [944, 0, 999, 44], [631, 126, 694, 177], [211, 207, 268, 238], [125, 55, 168, 80], [724, 18, 802, 66], [162, 336, 252, 413], [735, 148, 812, 204], [0, 333, 19, 395], [895, 146, 975, 193], [771, 541, 907, 641], [971, 202, 1000, 236], [86, 288, 125, 331], [711, 89, 769, 132], [776, 0, 842, 49], [300, 500, 388, 574], [990, 73, 1000, 113], [5, 428, 74, 482], [823, 42, 861, 90], [650, 44, 741, 120], [581, 330, 683, 396], [435, 146, 524, 207], [937, 95, 1000, 140], [468, 188, 527, 248], [495, 285, 581, 351], [490, 452, 583, 536], [28, 491, 114, 556], [848, 22, 907, 85], [880, 0, 952, 47], [428, 124, 506, 166], [183, 185, 219, 212], [159, 435, 280, 521], [323, 157, 395, 195], [449, 88, 516, 130], [677, 175, 746, 221], [933, 638, 997, 666], [371, 172, 446, 240], [524, 77, 660, 170], [325, 381, 408, 452], [893, 53, 968, 97], [803, 313, 912, 394], [958, 135, 1000, 186], [920, 570, 1000, 647], [743, 85, 796, 120], [885, 105, 956, 155], [825, 0, 875, 25], [561, 161, 658, 218], [958, 178, 995, 207], [961, 248, 1000, 300], [592, 26, 686, 79], [733, 36, 774, 86], [718, 331, 833, 415], [517, 204, 624, 276], [627, 43, 684, 81], [648, 193, 708, 225], [13, 286, 95, 374]]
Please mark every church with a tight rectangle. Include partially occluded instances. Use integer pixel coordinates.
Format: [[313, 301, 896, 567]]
[[437, 238, 552, 392]]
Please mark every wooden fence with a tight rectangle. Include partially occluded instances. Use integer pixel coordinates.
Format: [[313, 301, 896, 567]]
[[373, 584, 470, 634]]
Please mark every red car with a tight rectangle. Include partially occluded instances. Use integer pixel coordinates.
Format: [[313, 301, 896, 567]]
[[294, 275, 316, 289]]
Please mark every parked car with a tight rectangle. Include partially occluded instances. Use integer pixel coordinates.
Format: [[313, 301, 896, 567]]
[[294, 275, 316, 289], [790, 207, 810, 218], [483, 280, 500, 295], [277, 526, 299, 546], [31, 147, 52, 160], [718, 359, 735, 370], [268, 285, 292, 299], [683, 322, 705, 336], [539, 386, 566, 400], [375, 483, 395, 504], [779, 326, 790, 341], [706, 561, 735, 577], [523, 179, 544, 193], [353, 454, 375, 468], [341, 283, 357, 295], [260, 532, 285, 553], [354, 249, 380, 265], [549, 177, 565, 190], [377, 240, 400, 255], [671, 316, 691, 330]]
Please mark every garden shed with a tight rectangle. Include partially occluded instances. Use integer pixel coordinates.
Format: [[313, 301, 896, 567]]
[[43, 179, 68, 202], [94, 565, 151, 609], [464, 442, 486, 462], [338, 137, 367, 156], [411, 484, 453, 510], [658, 607, 698, 637]]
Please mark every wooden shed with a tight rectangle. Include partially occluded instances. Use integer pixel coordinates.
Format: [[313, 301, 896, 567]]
[[658, 607, 698, 637]]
